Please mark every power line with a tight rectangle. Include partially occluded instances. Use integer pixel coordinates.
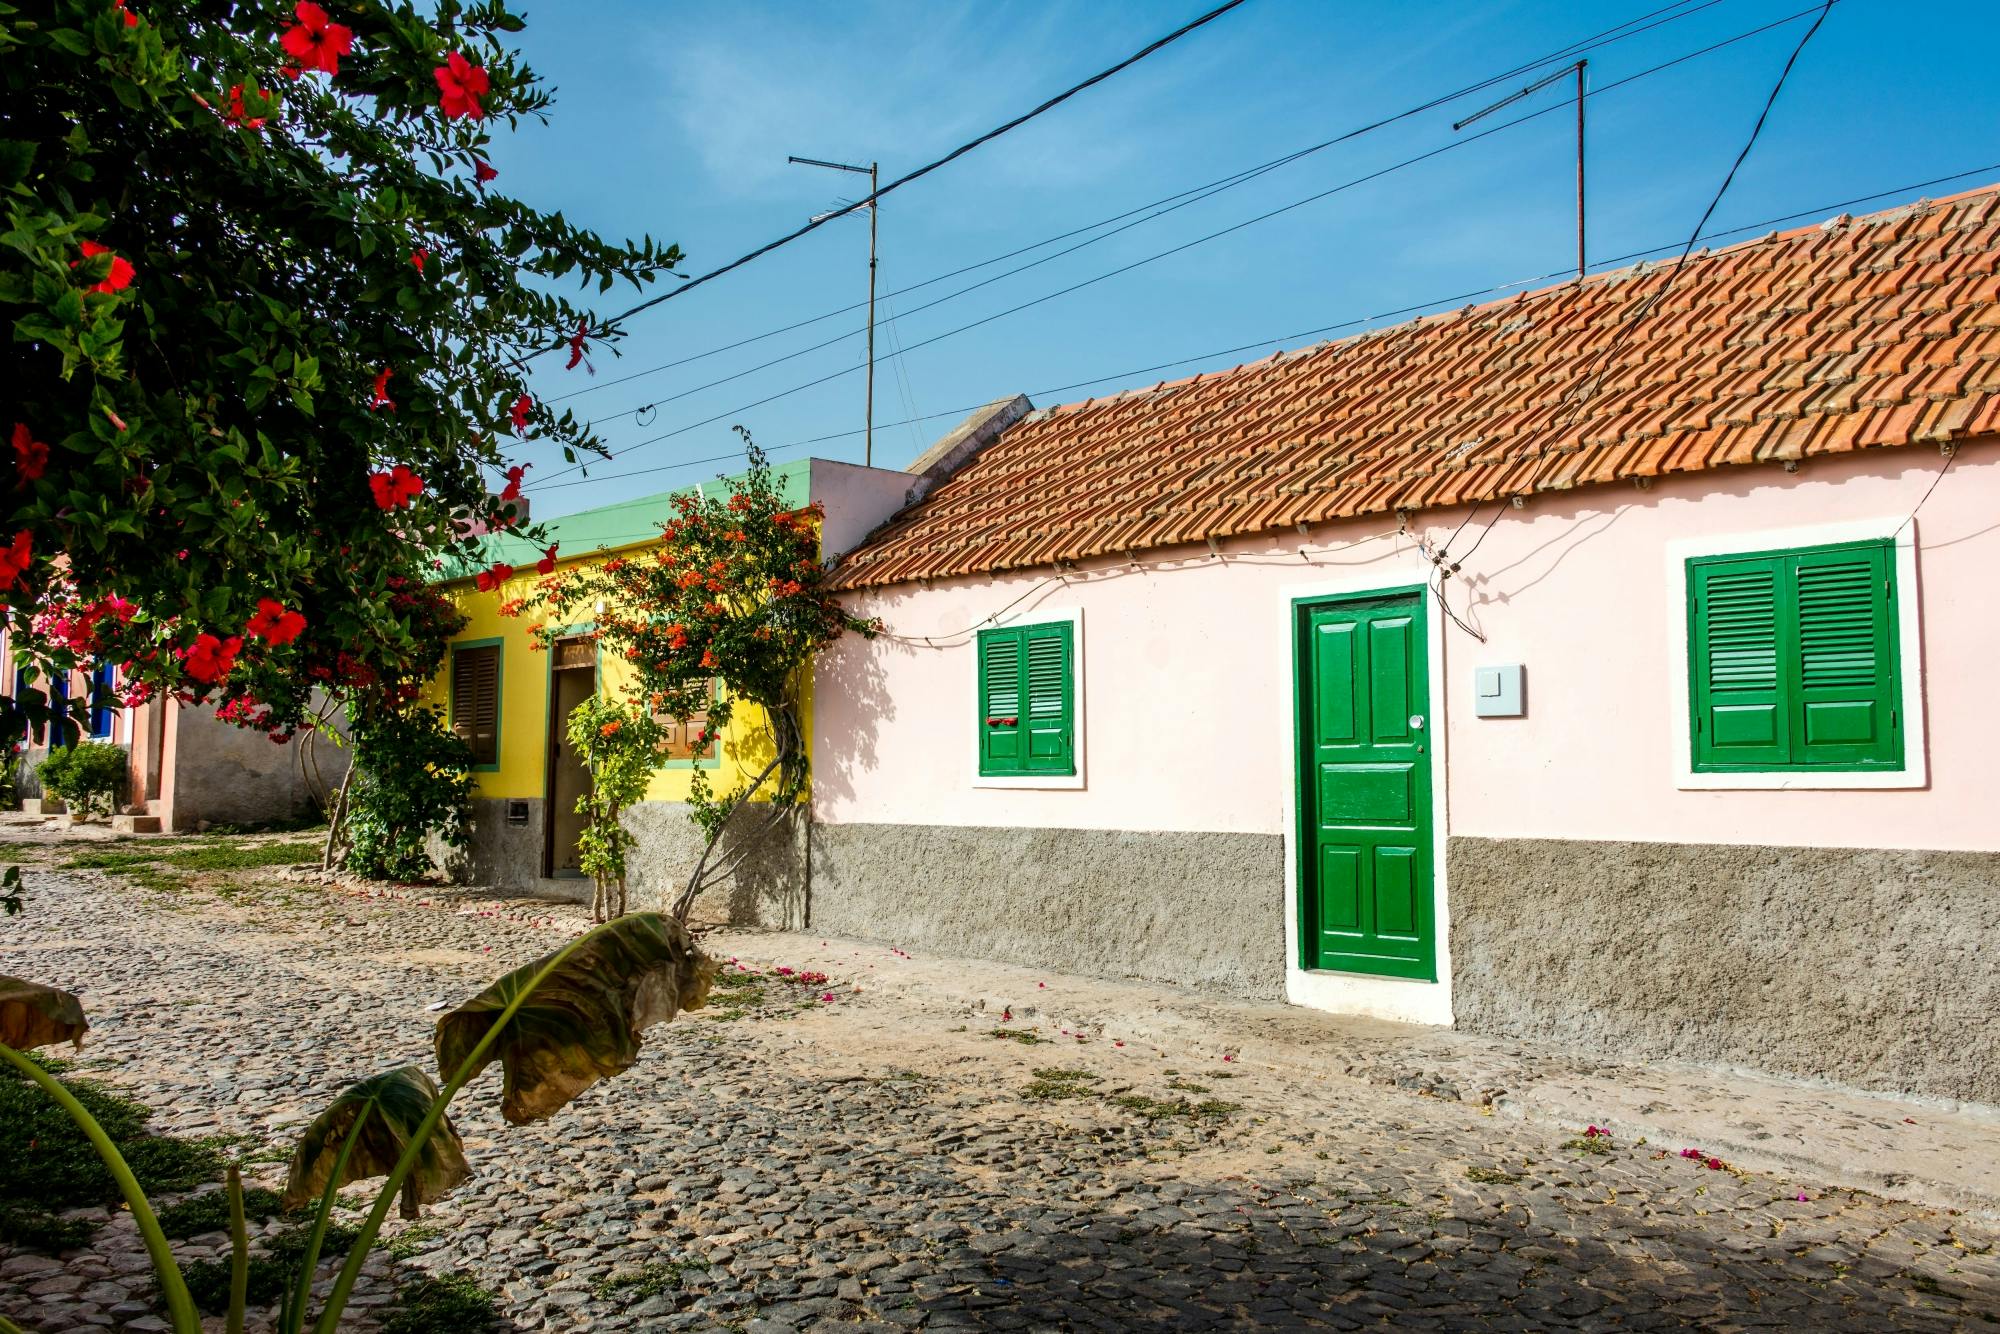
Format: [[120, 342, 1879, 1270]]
[[1434, 0, 1836, 631], [513, 0, 1253, 368], [528, 4, 1831, 493], [547, 0, 1732, 411], [528, 166, 2000, 509]]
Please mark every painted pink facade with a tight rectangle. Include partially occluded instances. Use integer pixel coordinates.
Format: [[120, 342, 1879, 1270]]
[[817, 442, 2000, 854]]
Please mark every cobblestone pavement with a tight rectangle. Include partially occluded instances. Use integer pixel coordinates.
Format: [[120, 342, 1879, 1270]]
[[1, 849, 1995, 1332]]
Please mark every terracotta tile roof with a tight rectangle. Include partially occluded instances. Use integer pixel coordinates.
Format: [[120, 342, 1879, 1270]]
[[834, 187, 2000, 590]]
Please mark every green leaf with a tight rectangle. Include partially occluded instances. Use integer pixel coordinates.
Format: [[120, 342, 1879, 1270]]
[[433, 913, 717, 1124], [0, 140, 36, 187], [0, 975, 90, 1051], [281, 1066, 469, 1220]]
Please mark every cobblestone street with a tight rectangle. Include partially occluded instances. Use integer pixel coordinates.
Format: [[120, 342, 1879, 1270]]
[[2, 845, 1995, 1332]]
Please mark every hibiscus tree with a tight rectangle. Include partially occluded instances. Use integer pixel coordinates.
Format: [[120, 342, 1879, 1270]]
[[0, 0, 681, 739], [511, 443, 878, 919]]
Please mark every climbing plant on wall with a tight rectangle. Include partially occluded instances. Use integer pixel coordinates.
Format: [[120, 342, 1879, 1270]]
[[512, 439, 879, 918]]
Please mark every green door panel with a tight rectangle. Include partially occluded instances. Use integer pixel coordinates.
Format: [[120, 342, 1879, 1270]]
[[1295, 591, 1436, 981]]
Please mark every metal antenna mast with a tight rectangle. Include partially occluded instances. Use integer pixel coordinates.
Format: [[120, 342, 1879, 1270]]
[[790, 155, 880, 466], [1455, 59, 1588, 279]]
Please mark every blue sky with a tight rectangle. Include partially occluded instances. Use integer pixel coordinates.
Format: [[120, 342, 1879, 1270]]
[[497, 0, 1999, 521]]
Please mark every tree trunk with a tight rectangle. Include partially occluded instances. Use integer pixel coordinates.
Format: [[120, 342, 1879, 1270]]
[[321, 765, 355, 873], [670, 699, 803, 923]]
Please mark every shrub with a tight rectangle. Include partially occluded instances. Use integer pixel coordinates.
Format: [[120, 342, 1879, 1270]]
[[38, 742, 126, 819], [342, 706, 473, 882]]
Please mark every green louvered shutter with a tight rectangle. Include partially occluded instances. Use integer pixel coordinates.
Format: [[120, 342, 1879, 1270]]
[[978, 622, 1074, 777], [1689, 555, 1788, 770], [978, 628, 1025, 775], [1689, 540, 1901, 773], [1022, 621, 1074, 775], [1790, 542, 1900, 768]]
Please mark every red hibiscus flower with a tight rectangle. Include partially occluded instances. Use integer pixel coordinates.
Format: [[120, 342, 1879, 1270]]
[[434, 52, 489, 120], [369, 365, 395, 411], [222, 84, 270, 130], [472, 561, 515, 593], [368, 464, 422, 510], [535, 543, 559, 575], [113, 0, 138, 27], [245, 598, 307, 646], [11, 423, 47, 483], [182, 633, 242, 685], [565, 317, 591, 372], [509, 393, 533, 434], [473, 158, 499, 186], [73, 241, 135, 294], [410, 247, 429, 273], [280, 2, 353, 77], [499, 464, 529, 502], [0, 531, 31, 589]]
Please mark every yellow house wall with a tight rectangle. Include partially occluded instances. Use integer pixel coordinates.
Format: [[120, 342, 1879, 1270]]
[[425, 552, 810, 805]]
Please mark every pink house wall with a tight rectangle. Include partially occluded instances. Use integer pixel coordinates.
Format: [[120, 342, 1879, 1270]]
[[815, 441, 2000, 853]]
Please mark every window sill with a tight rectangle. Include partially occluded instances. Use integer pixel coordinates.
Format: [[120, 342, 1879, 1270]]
[[972, 773, 1085, 791], [1677, 767, 1924, 791]]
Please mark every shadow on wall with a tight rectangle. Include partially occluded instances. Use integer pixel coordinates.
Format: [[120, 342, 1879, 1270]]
[[809, 628, 898, 809]]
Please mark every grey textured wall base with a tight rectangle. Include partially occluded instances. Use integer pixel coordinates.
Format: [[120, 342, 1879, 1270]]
[[1448, 837, 2000, 1106], [809, 823, 1286, 1000], [447, 797, 805, 926]]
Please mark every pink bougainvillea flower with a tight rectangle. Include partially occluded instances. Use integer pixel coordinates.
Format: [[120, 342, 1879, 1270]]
[[368, 464, 422, 510], [473, 158, 499, 187], [509, 393, 533, 434], [182, 633, 242, 685], [433, 52, 490, 120], [410, 247, 429, 273], [280, 2, 353, 77], [0, 531, 32, 589], [369, 365, 395, 411], [535, 543, 559, 576], [73, 240, 135, 293], [565, 317, 591, 371], [245, 597, 307, 646], [12, 423, 48, 483]]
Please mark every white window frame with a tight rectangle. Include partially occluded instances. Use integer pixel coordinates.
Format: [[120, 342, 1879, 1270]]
[[1666, 515, 1926, 791], [968, 606, 1085, 791]]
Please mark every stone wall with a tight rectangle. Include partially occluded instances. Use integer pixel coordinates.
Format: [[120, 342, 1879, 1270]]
[[809, 823, 1287, 1000], [1447, 836, 2000, 1105], [450, 796, 806, 926]]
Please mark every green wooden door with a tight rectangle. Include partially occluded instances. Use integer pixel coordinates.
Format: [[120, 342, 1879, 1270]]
[[1296, 592, 1435, 980]]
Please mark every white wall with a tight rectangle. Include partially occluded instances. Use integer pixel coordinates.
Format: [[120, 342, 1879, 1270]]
[[816, 441, 2000, 854]]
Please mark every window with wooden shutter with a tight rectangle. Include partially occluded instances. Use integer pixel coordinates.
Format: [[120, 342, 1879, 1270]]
[[1687, 539, 1900, 773], [654, 678, 719, 762], [451, 643, 502, 768], [977, 621, 1074, 778]]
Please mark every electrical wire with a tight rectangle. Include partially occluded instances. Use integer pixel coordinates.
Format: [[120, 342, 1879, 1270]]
[[527, 3, 1841, 494], [512, 0, 1253, 367], [546, 0, 1734, 409], [1431, 0, 1835, 634], [527, 168, 2000, 503]]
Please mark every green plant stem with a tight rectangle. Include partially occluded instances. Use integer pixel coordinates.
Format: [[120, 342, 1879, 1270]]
[[280, 1105, 371, 1334], [0, 1043, 200, 1334], [0, 1315, 29, 1334], [310, 921, 621, 1334], [226, 1166, 248, 1334]]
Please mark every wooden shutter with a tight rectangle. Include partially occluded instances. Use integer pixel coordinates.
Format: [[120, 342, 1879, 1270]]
[[1790, 542, 1899, 767], [1689, 540, 1900, 772], [978, 623, 1074, 777], [1022, 622, 1074, 773], [1689, 555, 1788, 770], [977, 629, 1024, 775], [451, 646, 500, 766], [656, 679, 718, 761]]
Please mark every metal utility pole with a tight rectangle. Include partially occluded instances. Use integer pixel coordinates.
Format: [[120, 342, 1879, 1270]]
[[1454, 59, 1588, 280], [789, 154, 879, 466]]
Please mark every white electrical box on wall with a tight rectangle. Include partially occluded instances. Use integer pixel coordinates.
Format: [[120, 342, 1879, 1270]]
[[1474, 663, 1525, 718]]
